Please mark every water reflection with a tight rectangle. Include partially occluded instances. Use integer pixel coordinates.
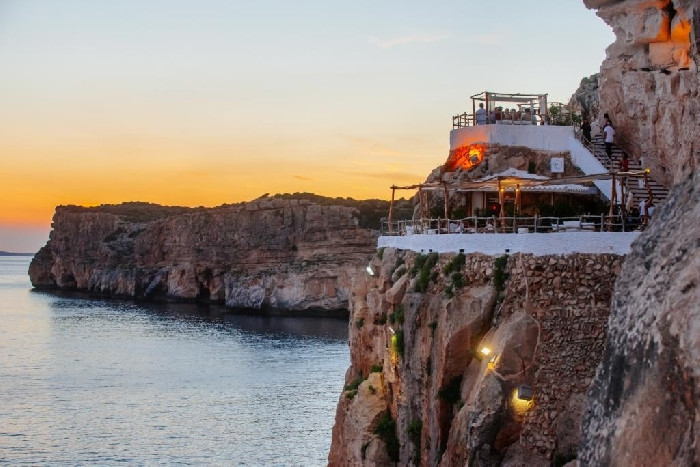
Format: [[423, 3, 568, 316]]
[[2, 258, 350, 465]]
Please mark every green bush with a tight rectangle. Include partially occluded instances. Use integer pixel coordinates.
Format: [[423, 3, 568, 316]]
[[493, 255, 509, 292], [374, 411, 399, 462], [388, 304, 404, 325], [344, 374, 365, 398], [408, 419, 423, 462], [377, 247, 386, 260], [438, 376, 463, 406], [451, 272, 464, 289], [355, 317, 364, 329], [393, 329, 405, 358], [443, 252, 466, 275], [370, 364, 383, 373]]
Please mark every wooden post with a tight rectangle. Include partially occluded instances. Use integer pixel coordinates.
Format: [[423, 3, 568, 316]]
[[443, 184, 450, 220], [388, 186, 396, 233], [608, 173, 617, 231], [515, 184, 521, 215], [644, 171, 651, 200], [498, 178, 505, 218], [472, 99, 476, 126], [485, 93, 489, 124]]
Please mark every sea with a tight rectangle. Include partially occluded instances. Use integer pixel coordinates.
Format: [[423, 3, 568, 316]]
[[0, 256, 350, 465]]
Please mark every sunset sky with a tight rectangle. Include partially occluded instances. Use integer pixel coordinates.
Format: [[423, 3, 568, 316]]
[[0, 1, 614, 252]]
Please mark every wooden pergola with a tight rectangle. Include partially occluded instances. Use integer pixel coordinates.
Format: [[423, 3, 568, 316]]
[[470, 91, 549, 121], [387, 169, 652, 229]]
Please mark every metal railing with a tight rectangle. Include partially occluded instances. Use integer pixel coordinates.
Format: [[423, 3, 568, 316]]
[[452, 112, 545, 129], [381, 214, 644, 236]]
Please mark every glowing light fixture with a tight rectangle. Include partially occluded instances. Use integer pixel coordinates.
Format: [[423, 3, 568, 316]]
[[480, 346, 492, 357], [517, 384, 533, 401]]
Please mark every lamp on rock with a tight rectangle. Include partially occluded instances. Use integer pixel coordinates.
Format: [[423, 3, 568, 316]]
[[517, 384, 533, 401]]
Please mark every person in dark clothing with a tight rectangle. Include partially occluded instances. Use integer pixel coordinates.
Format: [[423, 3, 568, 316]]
[[581, 117, 592, 142]]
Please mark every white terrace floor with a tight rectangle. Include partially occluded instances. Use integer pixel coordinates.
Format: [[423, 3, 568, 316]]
[[378, 231, 640, 256]]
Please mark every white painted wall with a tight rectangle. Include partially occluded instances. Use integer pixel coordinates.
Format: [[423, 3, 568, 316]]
[[450, 125, 573, 152], [378, 232, 639, 256], [449, 125, 617, 201]]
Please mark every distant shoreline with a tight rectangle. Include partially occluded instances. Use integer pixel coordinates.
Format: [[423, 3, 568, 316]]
[[0, 252, 34, 257]]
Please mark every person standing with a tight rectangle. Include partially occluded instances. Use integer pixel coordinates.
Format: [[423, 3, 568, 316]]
[[603, 120, 615, 162], [581, 117, 592, 142], [475, 103, 487, 125], [620, 153, 629, 172]]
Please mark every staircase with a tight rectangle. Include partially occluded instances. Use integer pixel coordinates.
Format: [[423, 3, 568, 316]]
[[581, 132, 669, 208]]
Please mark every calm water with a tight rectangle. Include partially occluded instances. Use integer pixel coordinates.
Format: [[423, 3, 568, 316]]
[[0, 256, 349, 465]]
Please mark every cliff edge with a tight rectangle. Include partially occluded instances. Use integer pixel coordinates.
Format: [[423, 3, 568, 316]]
[[29, 198, 378, 312]]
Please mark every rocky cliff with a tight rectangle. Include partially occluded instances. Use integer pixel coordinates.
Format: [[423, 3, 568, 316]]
[[584, 0, 698, 186], [578, 162, 699, 465], [29, 198, 379, 312], [328, 250, 623, 465]]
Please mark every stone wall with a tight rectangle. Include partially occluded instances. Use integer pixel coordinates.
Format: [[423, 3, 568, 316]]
[[329, 249, 623, 465]]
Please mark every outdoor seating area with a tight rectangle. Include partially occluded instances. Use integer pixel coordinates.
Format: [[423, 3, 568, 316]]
[[381, 213, 644, 236], [453, 91, 550, 128]]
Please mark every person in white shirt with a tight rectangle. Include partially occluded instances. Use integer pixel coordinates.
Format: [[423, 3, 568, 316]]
[[475, 103, 487, 125], [603, 121, 615, 161]]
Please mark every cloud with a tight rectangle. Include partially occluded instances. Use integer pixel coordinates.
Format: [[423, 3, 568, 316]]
[[369, 33, 448, 48], [294, 175, 313, 181]]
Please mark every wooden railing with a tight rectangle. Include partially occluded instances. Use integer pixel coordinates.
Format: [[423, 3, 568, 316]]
[[381, 214, 644, 236]]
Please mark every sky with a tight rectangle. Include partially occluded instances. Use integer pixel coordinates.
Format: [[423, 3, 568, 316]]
[[0, 0, 614, 253]]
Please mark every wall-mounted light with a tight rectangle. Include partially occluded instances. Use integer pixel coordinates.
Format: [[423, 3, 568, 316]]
[[480, 346, 492, 357], [517, 384, 533, 401], [511, 385, 534, 415]]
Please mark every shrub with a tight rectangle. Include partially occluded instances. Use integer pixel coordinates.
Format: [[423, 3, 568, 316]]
[[373, 411, 399, 462], [368, 384, 376, 395], [445, 285, 454, 299], [493, 255, 509, 292], [355, 317, 364, 329], [377, 247, 386, 260], [408, 419, 423, 462], [392, 329, 405, 358], [388, 304, 404, 325], [438, 376, 463, 406], [443, 252, 466, 275], [451, 272, 464, 289], [370, 364, 383, 373], [344, 374, 365, 398], [374, 313, 387, 325]]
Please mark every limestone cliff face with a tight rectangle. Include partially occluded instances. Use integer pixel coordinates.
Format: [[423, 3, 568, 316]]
[[328, 249, 622, 465], [578, 169, 699, 465], [29, 199, 377, 312], [584, 0, 698, 186]]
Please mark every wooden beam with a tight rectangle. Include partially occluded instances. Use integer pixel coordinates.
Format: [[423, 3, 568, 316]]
[[443, 184, 450, 219], [388, 187, 396, 233]]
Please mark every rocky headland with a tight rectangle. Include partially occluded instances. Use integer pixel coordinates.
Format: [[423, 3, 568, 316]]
[[28, 196, 396, 313]]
